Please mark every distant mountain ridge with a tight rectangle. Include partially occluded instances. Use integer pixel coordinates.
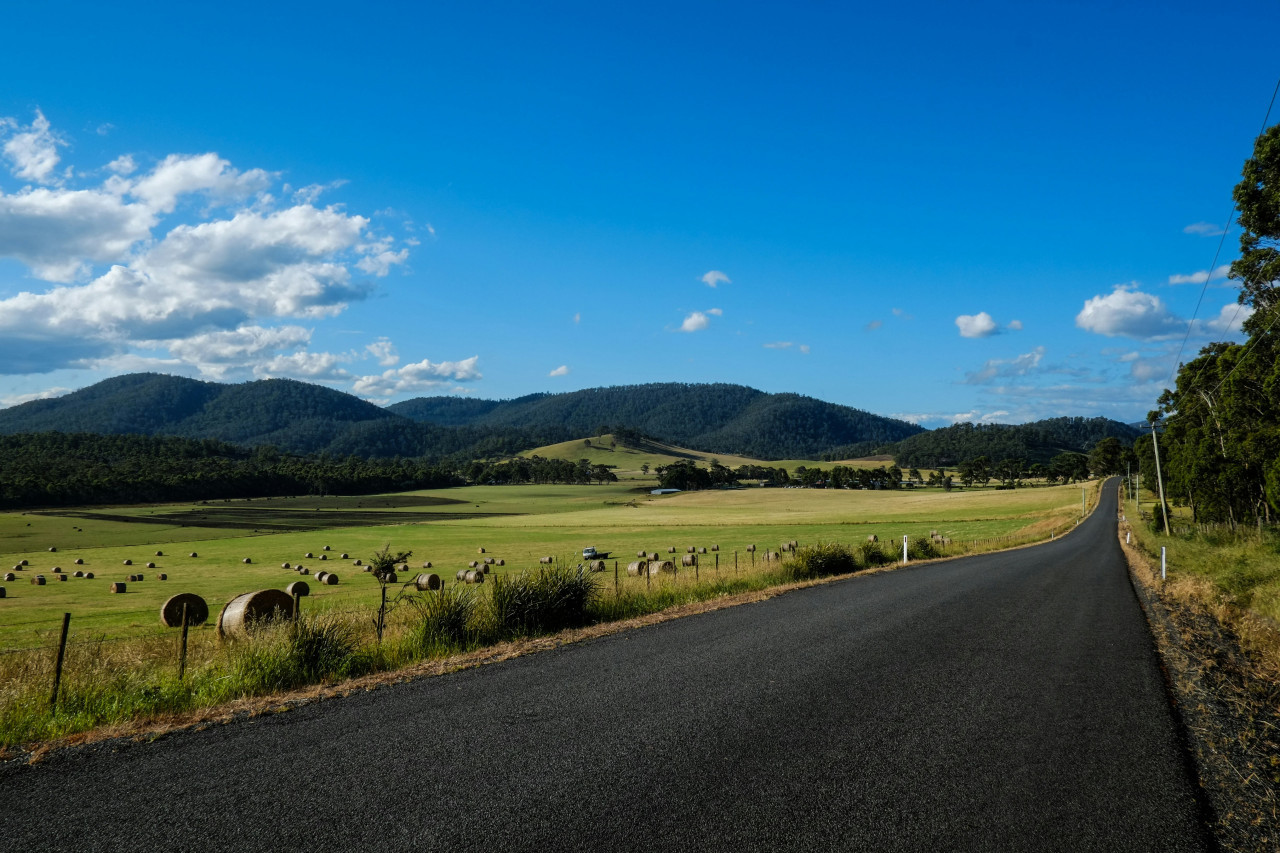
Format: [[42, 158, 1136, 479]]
[[891, 417, 1144, 467], [0, 374, 923, 461], [388, 382, 924, 460]]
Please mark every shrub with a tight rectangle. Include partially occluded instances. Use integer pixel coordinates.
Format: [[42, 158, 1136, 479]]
[[908, 536, 940, 560], [409, 586, 477, 654], [859, 539, 893, 567], [486, 564, 599, 636], [222, 614, 359, 694], [787, 542, 857, 581]]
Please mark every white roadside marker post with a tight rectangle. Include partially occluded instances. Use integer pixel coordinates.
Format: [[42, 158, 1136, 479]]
[[1161, 546, 1167, 581], [902, 535, 908, 565]]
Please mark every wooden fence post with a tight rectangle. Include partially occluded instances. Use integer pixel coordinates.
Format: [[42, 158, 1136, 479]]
[[50, 612, 71, 711]]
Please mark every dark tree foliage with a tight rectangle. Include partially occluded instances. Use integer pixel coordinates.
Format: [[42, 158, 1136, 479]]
[[893, 417, 1140, 468], [1150, 125, 1280, 526], [0, 432, 460, 509]]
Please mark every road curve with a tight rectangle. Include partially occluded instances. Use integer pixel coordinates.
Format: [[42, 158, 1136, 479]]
[[1, 480, 1211, 852]]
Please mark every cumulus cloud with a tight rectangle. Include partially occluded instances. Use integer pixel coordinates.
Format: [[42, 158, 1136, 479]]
[[353, 356, 482, 397], [1183, 221, 1225, 236], [701, 270, 730, 288], [955, 311, 998, 338], [1, 110, 65, 184], [0, 387, 73, 408], [366, 337, 399, 366], [1007, 319, 1023, 331], [964, 347, 1046, 384], [1168, 265, 1232, 285], [291, 180, 348, 205], [549, 365, 570, 377], [1075, 284, 1184, 339], [0, 112, 413, 382], [679, 308, 722, 332], [1198, 302, 1253, 337]]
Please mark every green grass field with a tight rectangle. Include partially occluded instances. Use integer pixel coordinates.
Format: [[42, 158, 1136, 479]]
[[0, 481, 1096, 652]]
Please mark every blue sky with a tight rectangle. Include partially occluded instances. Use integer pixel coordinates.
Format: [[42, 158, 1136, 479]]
[[1, 1, 1276, 427]]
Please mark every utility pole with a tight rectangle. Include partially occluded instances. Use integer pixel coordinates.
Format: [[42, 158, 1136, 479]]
[[1150, 422, 1171, 536]]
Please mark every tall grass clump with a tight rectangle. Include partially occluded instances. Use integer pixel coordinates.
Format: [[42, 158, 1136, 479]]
[[786, 542, 858, 581], [216, 613, 361, 697], [407, 586, 477, 656], [486, 564, 599, 636], [908, 536, 941, 561], [859, 539, 894, 567]]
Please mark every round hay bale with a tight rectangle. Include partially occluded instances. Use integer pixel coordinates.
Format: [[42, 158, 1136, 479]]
[[33, 575, 46, 585], [867, 535, 878, 543], [110, 581, 125, 593], [687, 546, 696, 553], [540, 556, 554, 564], [765, 551, 780, 561], [189, 552, 198, 558], [128, 574, 137, 582], [297, 566, 309, 574], [158, 573, 168, 580], [421, 561, 433, 569], [790, 540, 798, 549], [160, 593, 209, 628], [468, 560, 480, 568], [353, 559, 362, 566], [137, 573, 145, 581], [681, 555, 697, 567], [477, 547, 486, 554], [698, 547, 707, 554], [319, 554, 327, 561], [648, 552, 659, 561], [414, 573, 442, 591], [74, 558, 84, 565], [305, 552, 314, 559], [650, 560, 675, 574], [340, 553, 349, 559], [323, 545, 331, 551], [11, 565, 20, 572], [668, 547, 676, 553], [146, 561, 156, 569], [20, 559, 28, 565], [464, 570, 477, 584], [48, 547, 56, 552], [363, 565, 372, 572], [481, 564, 490, 574], [3, 573, 13, 582], [287, 581, 310, 597], [216, 589, 295, 639], [0, 588, 5, 598], [57, 574, 67, 581], [711, 545, 719, 551], [315, 571, 329, 583], [471, 570, 485, 584], [384, 571, 398, 584], [85, 572, 94, 579], [52, 566, 62, 573], [496, 559, 504, 566], [588, 560, 606, 572], [456, 569, 468, 581], [155, 551, 164, 557], [323, 573, 338, 585], [73, 570, 83, 578], [746, 544, 756, 552], [282, 562, 292, 569], [242, 557, 252, 564], [123, 559, 132, 566], [626, 561, 647, 576], [483, 557, 495, 565], [636, 550, 646, 558]]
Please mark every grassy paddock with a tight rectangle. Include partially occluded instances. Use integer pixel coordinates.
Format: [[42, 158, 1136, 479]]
[[0, 480, 1096, 748]]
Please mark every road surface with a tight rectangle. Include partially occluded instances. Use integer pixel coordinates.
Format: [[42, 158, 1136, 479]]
[[1, 480, 1211, 851]]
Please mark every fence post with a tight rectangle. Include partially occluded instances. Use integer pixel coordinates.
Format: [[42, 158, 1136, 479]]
[[1161, 546, 1167, 581], [902, 535, 908, 565], [614, 561, 618, 596], [178, 602, 190, 681], [50, 612, 71, 711]]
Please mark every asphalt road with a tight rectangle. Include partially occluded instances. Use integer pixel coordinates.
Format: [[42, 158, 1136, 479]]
[[1, 480, 1212, 852]]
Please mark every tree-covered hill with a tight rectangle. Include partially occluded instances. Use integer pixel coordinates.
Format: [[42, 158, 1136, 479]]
[[891, 417, 1143, 468], [389, 383, 924, 460]]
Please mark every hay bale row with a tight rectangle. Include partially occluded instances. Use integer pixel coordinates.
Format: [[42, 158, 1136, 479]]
[[160, 593, 209, 628]]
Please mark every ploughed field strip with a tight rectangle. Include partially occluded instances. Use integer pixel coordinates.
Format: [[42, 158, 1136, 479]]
[[35, 507, 518, 532]]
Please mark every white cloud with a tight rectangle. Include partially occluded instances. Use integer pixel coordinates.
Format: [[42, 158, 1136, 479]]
[[892, 307, 911, 319], [128, 153, 272, 214], [1183, 222, 1225, 236], [763, 341, 793, 349], [1007, 319, 1023, 331], [0, 387, 73, 408], [366, 337, 399, 366], [1198, 302, 1253, 337], [799, 344, 810, 354], [964, 347, 1045, 384], [707, 307, 723, 316], [701, 270, 730, 288], [573, 312, 581, 324], [256, 350, 352, 382], [106, 154, 136, 176], [1, 110, 65, 184], [291, 180, 348, 205], [680, 311, 712, 332], [1168, 265, 1231, 285], [1075, 284, 1183, 339], [865, 320, 882, 331], [0, 186, 156, 281], [549, 365, 570, 376], [353, 356, 482, 397], [955, 311, 998, 338]]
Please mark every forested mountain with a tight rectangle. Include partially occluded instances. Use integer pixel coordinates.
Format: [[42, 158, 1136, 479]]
[[891, 417, 1142, 467], [389, 383, 923, 460]]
